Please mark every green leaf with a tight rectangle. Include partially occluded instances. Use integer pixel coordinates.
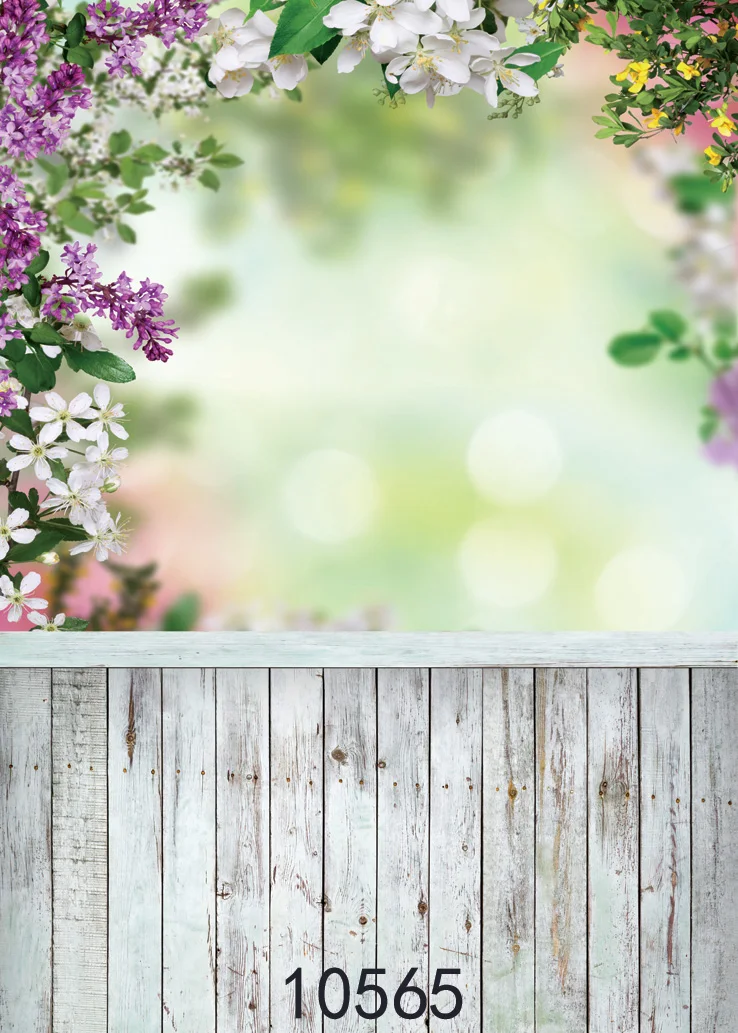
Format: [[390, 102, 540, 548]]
[[198, 168, 221, 191], [2, 409, 33, 438], [269, 0, 338, 57], [117, 222, 137, 244], [109, 129, 132, 156], [608, 332, 663, 367], [125, 201, 155, 215], [119, 157, 154, 190], [8, 491, 29, 511], [65, 11, 87, 47], [29, 323, 65, 346], [382, 63, 401, 98], [669, 172, 732, 213], [9, 530, 62, 563], [196, 135, 219, 157], [56, 199, 97, 236], [311, 35, 341, 63], [649, 309, 687, 341], [26, 249, 49, 276], [66, 45, 94, 68], [40, 519, 89, 542], [2, 339, 26, 362], [61, 617, 90, 632], [37, 157, 69, 196], [14, 349, 57, 392], [161, 592, 201, 631], [507, 40, 567, 81], [133, 143, 169, 163], [22, 275, 41, 308], [208, 153, 244, 168], [65, 348, 136, 383]]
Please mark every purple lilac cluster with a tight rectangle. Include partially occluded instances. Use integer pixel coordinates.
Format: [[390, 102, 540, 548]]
[[0, 0, 91, 161], [705, 368, 738, 468], [0, 165, 46, 295], [0, 368, 19, 417], [42, 243, 179, 362], [86, 0, 208, 76]]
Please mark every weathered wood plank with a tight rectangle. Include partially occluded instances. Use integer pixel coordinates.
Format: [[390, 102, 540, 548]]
[[162, 669, 216, 1033], [482, 668, 535, 1033], [52, 669, 108, 1033], [0, 670, 52, 1033], [377, 668, 430, 1033], [269, 669, 324, 1033], [588, 668, 638, 1033], [535, 668, 587, 1033], [323, 669, 377, 1032], [639, 668, 690, 1033], [215, 669, 270, 1033], [108, 669, 162, 1033], [691, 668, 738, 1032], [4, 632, 738, 668], [429, 668, 482, 1033]]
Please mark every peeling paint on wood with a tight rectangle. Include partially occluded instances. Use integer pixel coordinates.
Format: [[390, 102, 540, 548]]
[[482, 667, 534, 1033], [0, 669, 52, 1033], [691, 668, 738, 1033], [216, 668, 270, 1033], [108, 669, 162, 1033]]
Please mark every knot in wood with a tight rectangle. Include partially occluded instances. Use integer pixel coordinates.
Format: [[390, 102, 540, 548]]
[[511, 943, 521, 955], [508, 784, 518, 800], [599, 780, 608, 796], [331, 747, 347, 764], [359, 916, 368, 926], [377, 760, 387, 769], [417, 900, 428, 916]]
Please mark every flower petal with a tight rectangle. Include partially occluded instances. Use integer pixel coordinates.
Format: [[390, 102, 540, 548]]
[[7, 508, 29, 529], [93, 383, 111, 410], [20, 571, 41, 594], [10, 527, 37, 544]]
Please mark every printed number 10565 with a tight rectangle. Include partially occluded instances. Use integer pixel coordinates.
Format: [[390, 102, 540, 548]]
[[285, 967, 463, 1020]]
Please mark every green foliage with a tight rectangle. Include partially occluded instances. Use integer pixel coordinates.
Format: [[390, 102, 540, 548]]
[[65, 348, 137, 383], [269, 0, 339, 57], [161, 592, 201, 631], [608, 331, 663, 366]]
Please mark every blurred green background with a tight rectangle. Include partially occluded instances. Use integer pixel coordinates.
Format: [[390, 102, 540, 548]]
[[64, 25, 738, 631]]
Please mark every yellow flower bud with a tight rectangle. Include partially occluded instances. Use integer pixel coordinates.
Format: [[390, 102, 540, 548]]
[[40, 551, 60, 565]]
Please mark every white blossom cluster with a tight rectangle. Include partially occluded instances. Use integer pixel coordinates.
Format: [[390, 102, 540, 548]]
[[107, 42, 212, 118], [202, 0, 547, 108]]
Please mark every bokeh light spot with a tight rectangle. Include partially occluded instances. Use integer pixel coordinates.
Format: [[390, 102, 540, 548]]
[[594, 546, 689, 630], [283, 449, 378, 544], [466, 410, 562, 505], [458, 519, 558, 608]]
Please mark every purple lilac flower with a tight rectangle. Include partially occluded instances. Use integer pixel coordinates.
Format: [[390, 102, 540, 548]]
[[0, 0, 48, 98], [0, 368, 19, 417], [0, 164, 46, 294], [85, 0, 209, 76], [42, 243, 178, 362], [704, 366, 738, 469]]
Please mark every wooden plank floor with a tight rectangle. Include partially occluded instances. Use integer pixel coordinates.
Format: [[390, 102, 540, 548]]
[[0, 667, 737, 1032]]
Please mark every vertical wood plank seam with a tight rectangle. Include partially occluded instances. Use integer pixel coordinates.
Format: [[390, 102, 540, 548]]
[[160, 670, 164, 1033], [479, 669, 484, 1033], [427, 668, 432, 1026], [585, 669, 589, 1033], [688, 668, 693, 1033], [51, 670, 55, 1033], [268, 669, 272, 1033], [106, 668, 110, 1033], [532, 668, 537, 1033], [636, 668, 641, 1033], [214, 673, 218, 1033], [321, 669, 326, 1033], [374, 667, 379, 1033]]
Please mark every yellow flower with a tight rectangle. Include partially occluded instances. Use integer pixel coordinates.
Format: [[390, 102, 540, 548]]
[[676, 60, 701, 80], [615, 60, 650, 94], [705, 146, 722, 166], [576, 14, 593, 31], [647, 108, 668, 129], [710, 109, 736, 138], [673, 122, 684, 136], [717, 19, 730, 37]]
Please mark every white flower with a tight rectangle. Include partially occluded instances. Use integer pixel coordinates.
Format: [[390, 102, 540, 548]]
[[83, 383, 128, 441], [0, 571, 47, 623], [3, 295, 35, 328], [469, 39, 540, 106], [385, 34, 472, 101], [70, 511, 128, 562], [233, 11, 309, 90], [60, 314, 103, 352], [0, 509, 38, 561], [29, 390, 92, 443], [517, 15, 544, 42], [28, 611, 66, 631], [325, 0, 441, 54], [40, 469, 103, 526], [210, 63, 255, 98], [336, 33, 371, 72], [7, 423, 68, 481], [74, 432, 128, 486], [199, 7, 255, 71]]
